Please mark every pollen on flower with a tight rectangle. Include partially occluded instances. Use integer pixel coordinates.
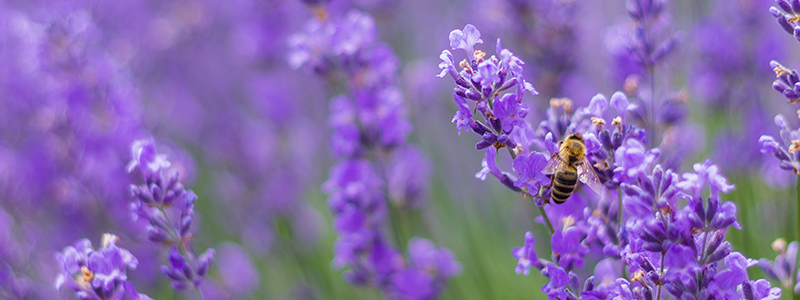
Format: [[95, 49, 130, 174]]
[[493, 141, 506, 149], [594, 160, 611, 170], [549, 98, 573, 113], [612, 116, 622, 127], [80, 266, 93, 284], [789, 15, 800, 23], [592, 117, 606, 131], [631, 270, 645, 283], [459, 59, 471, 71], [774, 62, 791, 77], [789, 140, 800, 153], [772, 238, 787, 254], [101, 233, 119, 248], [561, 215, 575, 231], [514, 144, 523, 156], [474, 50, 486, 61]]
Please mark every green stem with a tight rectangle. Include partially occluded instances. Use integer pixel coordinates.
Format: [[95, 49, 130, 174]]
[[619, 190, 627, 280], [195, 287, 204, 300], [617, 189, 623, 231], [656, 251, 665, 300], [649, 65, 656, 148], [793, 175, 800, 300], [538, 205, 555, 235]]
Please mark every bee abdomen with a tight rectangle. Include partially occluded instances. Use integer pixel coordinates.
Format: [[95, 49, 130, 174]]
[[552, 172, 577, 204]]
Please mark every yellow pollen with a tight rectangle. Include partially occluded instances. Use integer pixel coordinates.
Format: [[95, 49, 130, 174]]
[[774, 62, 792, 77], [81, 266, 94, 283], [474, 50, 486, 61], [790, 15, 800, 23], [459, 59, 470, 71], [612, 117, 622, 126], [790, 140, 800, 153], [631, 270, 645, 283], [591, 117, 606, 126]]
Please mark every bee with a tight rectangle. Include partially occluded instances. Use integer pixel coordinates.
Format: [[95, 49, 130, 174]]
[[543, 132, 603, 204]]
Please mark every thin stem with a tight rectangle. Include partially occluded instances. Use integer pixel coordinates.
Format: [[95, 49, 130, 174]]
[[507, 146, 517, 160], [649, 65, 656, 148], [618, 189, 627, 280], [195, 286, 204, 300], [537, 205, 556, 235], [793, 175, 800, 300], [656, 251, 665, 300], [617, 189, 624, 231]]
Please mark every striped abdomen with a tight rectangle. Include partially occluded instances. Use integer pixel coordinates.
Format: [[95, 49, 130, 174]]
[[551, 169, 578, 204]]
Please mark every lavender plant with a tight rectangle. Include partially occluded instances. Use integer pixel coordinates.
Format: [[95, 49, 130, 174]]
[[290, 5, 460, 299], [127, 139, 214, 296], [438, 21, 780, 300]]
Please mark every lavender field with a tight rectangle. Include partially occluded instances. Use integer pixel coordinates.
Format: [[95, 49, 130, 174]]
[[2, 0, 800, 299]]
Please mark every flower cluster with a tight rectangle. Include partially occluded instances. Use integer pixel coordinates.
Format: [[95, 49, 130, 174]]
[[625, 0, 680, 70], [760, 239, 799, 293], [438, 24, 549, 196], [55, 234, 152, 300], [770, 60, 800, 103], [759, 114, 800, 174], [437, 19, 779, 300], [292, 6, 459, 298], [127, 139, 215, 292], [770, 0, 800, 42]]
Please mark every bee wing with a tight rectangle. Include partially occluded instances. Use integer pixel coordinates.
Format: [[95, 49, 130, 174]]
[[577, 157, 604, 194], [543, 153, 563, 175]]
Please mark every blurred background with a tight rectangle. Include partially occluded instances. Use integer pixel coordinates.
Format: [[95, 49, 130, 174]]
[[0, 0, 798, 298]]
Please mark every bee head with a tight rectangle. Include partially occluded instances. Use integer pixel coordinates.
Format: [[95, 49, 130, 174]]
[[565, 132, 584, 143]]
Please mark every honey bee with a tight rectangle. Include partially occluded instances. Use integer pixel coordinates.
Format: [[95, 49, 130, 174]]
[[543, 132, 603, 204]]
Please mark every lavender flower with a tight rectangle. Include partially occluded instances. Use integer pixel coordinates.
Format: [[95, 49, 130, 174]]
[[439, 24, 542, 195], [294, 6, 458, 298], [625, 0, 681, 69], [127, 139, 214, 292], [512, 232, 542, 275], [770, 60, 800, 103], [55, 234, 152, 300], [769, 0, 800, 41], [759, 114, 800, 174]]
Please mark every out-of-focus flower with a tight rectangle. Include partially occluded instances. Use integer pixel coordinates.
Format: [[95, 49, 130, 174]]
[[128, 139, 214, 292], [55, 234, 152, 300]]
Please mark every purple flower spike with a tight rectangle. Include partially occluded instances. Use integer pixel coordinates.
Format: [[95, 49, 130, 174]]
[[449, 24, 484, 60], [512, 232, 542, 275], [127, 139, 214, 292]]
